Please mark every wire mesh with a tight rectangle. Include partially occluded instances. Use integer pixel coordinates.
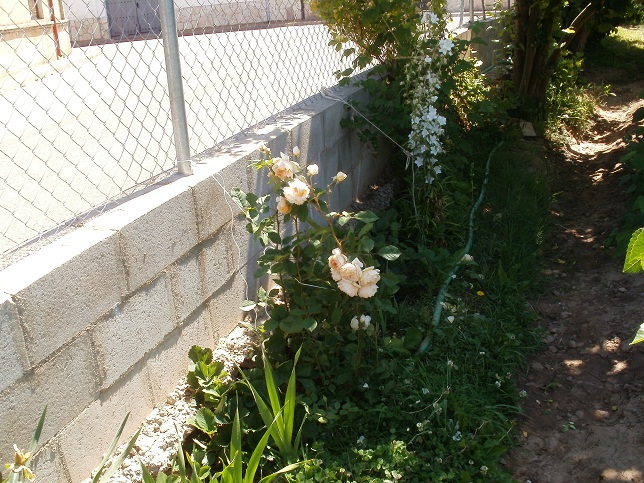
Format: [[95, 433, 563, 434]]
[[0, 0, 513, 262], [0, 0, 355, 261]]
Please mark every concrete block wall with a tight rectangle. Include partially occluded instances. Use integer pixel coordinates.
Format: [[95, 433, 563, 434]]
[[0, 80, 388, 482]]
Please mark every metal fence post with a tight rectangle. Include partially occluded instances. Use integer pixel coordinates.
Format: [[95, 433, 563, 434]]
[[158, 0, 193, 175]]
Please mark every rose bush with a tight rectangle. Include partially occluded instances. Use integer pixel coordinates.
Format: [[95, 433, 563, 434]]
[[231, 146, 401, 374]]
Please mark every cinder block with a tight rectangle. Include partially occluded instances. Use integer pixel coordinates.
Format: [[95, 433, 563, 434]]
[[0, 293, 28, 392], [31, 439, 70, 483], [225, 216, 264, 278], [168, 254, 199, 324], [322, 100, 350, 151], [0, 227, 125, 365], [291, 112, 324, 165], [0, 333, 99, 465], [145, 310, 215, 404], [199, 229, 234, 302], [92, 275, 176, 388], [58, 362, 155, 482], [204, 272, 250, 340], [87, 182, 199, 293], [189, 158, 249, 241]]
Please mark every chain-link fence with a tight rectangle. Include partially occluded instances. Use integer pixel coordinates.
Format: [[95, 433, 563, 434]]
[[0, 0, 511, 264], [0, 0, 359, 262]]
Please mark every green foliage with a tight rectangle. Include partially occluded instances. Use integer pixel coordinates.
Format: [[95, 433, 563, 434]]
[[631, 323, 644, 345], [311, 0, 420, 78], [311, 0, 424, 152], [233, 148, 400, 356], [240, 346, 306, 464], [586, 26, 644, 84], [624, 227, 644, 273], [545, 53, 606, 140], [186, 344, 308, 481], [622, 227, 644, 346], [175, 6, 552, 483], [141, 413, 303, 483]]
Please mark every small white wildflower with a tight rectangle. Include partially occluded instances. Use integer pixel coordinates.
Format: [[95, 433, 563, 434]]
[[447, 315, 455, 323], [460, 254, 474, 263], [438, 38, 454, 55], [452, 431, 462, 441], [422, 388, 430, 395], [357, 435, 366, 445], [469, 460, 474, 465], [519, 390, 528, 398], [334, 171, 347, 182], [350, 316, 360, 331], [293, 146, 301, 156], [429, 12, 439, 23], [363, 382, 369, 389], [480, 466, 489, 475], [447, 360, 454, 368], [495, 381, 502, 388], [306, 164, 318, 176]]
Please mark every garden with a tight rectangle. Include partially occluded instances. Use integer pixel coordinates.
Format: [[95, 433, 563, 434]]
[[3, 0, 644, 482]]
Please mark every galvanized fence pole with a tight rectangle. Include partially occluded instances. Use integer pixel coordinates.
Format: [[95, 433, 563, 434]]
[[158, 0, 193, 175]]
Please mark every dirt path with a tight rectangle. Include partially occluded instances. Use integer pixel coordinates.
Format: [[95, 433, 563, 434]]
[[506, 82, 644, 482]]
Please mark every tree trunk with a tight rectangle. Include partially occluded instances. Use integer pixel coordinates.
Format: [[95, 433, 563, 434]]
[[512, 0, 598, 118]]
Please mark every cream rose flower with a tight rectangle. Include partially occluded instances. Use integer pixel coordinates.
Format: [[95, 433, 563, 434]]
[[272, 154, 299, 180], [334, 171, 347, 182], [293, 145, 301, 157], [338, 279, 359, 297], [360, 267, 380, 285], [307, 164, 319, 176], [282, 178, 310, 205], [258, 143, 271, 156], [358, 282, 378, 299], [328, 248, 347, 272], [276, 196, 291, 214], [339, 261, 361, 282], [351, 314, 371, 330], [331, 268, 343, 281]]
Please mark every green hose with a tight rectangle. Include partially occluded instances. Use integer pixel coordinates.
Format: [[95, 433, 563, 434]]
[[417, 141, 504, 354]]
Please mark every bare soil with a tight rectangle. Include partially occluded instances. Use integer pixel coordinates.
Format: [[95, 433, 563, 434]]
[[505, 77, 644, 482]]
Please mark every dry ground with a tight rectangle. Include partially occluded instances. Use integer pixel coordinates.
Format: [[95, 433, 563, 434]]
[[505, 76, 644, 482]]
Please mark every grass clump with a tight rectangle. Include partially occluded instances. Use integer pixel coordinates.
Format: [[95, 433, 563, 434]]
[[586, 26, 644, 85]]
